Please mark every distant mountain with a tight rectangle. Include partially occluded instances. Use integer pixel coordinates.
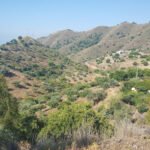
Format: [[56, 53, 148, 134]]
[[38, 29, 80, 49], [38, 22, 150, 62]]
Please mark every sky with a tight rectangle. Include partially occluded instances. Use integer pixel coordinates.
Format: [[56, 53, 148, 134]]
[[0, 0, 150, 44]]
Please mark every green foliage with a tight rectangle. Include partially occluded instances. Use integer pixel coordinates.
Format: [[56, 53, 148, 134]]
[[141, 60, 149, 66], [110, 68, 150, 81], [133, 61, 138, 66], [70, 33, 102, 52], [47, 94, 61, 108], [145, 55, 150, 61], [0, 75, 21, 148], [79, 89, 92, 97], [0, 129, 19, 150], [122, 79, 150, 93], [128, 49, 139, 59], [87, 91, 107, 105], [112, 53, 120, 60], [96, 58, 103, 64], [121, 92, 136, 105], [18, 112, 44, 143], [0, 75, 19, 129], [0, 68, 16, 77], [106, 99, 132, 121], [18, 36, 23, 40], [137, 104, 149, 113], [106, 58, 111, 63], [93, 77, 119, 89], [121, 79, 150, 113], [94, 69, 107, 76], [65, 87, 79, 101], [38, 102, 113, 142], [64, 83, 91, 101]]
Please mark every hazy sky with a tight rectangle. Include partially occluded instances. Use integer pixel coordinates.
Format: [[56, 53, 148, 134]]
[[0, 0, 150, 44]]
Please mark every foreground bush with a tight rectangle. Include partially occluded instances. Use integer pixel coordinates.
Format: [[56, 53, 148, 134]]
[[37, 102, 113, 149]]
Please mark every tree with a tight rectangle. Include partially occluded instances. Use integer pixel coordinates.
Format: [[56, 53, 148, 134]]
[[142, 60, 148, 66], [0, 75, 19, 129], [0, 75, 19, 148], [10, 39, 18, 44], [88, 91, 107, 105], [37, 102, 113, 149], [18, 36, 23, 40], [106, 58, 111, 63], [133, 62, 138, 66]]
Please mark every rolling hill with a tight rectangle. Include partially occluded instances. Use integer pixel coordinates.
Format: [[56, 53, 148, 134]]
[[38, 22, 150, 62], [0, 36, 88, 99], [1, 22, 150, 150]]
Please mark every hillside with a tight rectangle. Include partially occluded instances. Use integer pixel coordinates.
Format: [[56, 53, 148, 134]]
[[38, 22, 150, 62], [1, 24, 150, 150], [0, 36, 88, 99]]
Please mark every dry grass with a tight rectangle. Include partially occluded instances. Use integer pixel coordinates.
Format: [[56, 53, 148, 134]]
[[114, 120, 145, 138]]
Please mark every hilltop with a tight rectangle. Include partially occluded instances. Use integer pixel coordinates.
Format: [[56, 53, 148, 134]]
[[38, 22, 150, 62]]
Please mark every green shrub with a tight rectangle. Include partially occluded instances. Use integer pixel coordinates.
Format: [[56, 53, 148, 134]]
[[94, 77, 119, 88], [38, 102, 113, 148], [121, 93, 136, 105], [0, 75, 19, 133], [87, 91, 107, 105], [133, 62, 138, 66], [79, 89, 92, 97], [128, 50, 139, 59], [137, 104, 149, 113], [110, 68, 150, 81], [122, 79, 150, 93], [48, 95, 61, 108], [106, 58, 111, 63], [141, 60, 149, 66], [106, 100, 131, 121]]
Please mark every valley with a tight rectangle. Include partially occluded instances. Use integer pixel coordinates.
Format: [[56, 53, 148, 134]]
[[0, 23, 150, 150]]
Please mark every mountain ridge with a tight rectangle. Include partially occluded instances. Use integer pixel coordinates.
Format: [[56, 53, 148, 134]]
[[38, 22, 150, 62]]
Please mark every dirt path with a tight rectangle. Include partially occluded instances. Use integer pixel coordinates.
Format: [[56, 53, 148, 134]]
[[85, 62, 98, 70]]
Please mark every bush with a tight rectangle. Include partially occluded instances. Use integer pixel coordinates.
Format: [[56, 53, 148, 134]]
[[48, 95, 61, 108], [106, 58, 111, 63], [87, 91, 107, 105], [133, 62, 138, 66], [110, 68, 150, 81], [0, 75, 19, 127], [112, 53, 120, 60], [94, 77, 119, 88], [122, 79, 150, 93], [37, 102, 113, 149], [141, 60, 149, 66], [106, 99, 132, 121], [18, 113, 44, 143], [18, 36, 23, 40], [10, 39, 18, 44], [128, 50, 139, 59], [137, 104, 149, 113], [0, 69, 16, 77], [121, 93, 136, 105]]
